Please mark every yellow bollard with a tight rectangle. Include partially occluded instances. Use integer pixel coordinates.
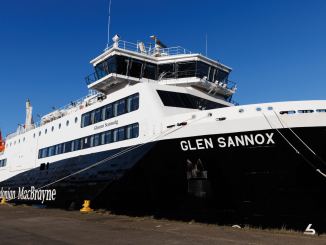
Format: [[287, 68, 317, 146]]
[[0, 198, 6, 205], [80, 200, 94, 212]]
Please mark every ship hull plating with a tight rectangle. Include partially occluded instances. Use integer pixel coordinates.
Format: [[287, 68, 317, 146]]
[[1, 126, 326, 231]]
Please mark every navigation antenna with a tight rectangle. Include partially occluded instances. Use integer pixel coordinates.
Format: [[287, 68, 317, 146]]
[[105, 0, 112, 51], [150, 35, 167, 57]]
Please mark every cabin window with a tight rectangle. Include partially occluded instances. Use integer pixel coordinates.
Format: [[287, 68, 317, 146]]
[[75, 117, 78, 123], [156, 90, 227, 110], [3, 159, 6, 167], [113, 129, 119, 142], [106, 130, 112, 144], [106, 104, 113, 119], [95, 109, 101, 123], [39, 132, 41, 136], [81, 114, 86, 128], [63, 141, 71, 153], [126, 125, 132, 139], [66, 120, 69, 126], [133, 123, 139, 138], [45, 129, 47, 134], [113, 101, 119, 117], [58, 144, 62, 154], [119, 98, 125, 115], [59, 123, 61, 129], [133, 93, 139, 110], [90, 135, 95, 147], [178, 93, 196, 109], [101, 106, 107, 121], [127, 96, 133, 113], [19, 139, 20, 143], [34, 133, 35, 138], [23, 137, 25, 142], [94, 134, 100, 146], [38, 150, 42, 159], [48, 146, 54, 156], [119, 127, 125, 141], [90, 110, 96, 125], [101, 132, 106, 145], [143, 62, 156, 80], [167, 92, 184, 107], [82, 137, 89, 149], [84, 112, 90, 127], [52, 126, 54, 132], [42, 148, 48, 158]]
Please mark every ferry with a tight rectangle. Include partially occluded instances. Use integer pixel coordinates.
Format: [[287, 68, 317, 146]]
[[1, 34, 326, 232]]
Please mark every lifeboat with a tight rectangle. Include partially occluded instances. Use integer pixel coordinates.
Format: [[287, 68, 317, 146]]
[[0, 130, 5, 152]]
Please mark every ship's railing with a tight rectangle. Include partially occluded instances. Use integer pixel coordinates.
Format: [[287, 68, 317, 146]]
[[105, 40, 194, 57], [6, 90, 100, 140]]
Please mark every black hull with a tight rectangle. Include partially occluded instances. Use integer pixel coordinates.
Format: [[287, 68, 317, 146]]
[[1, 126, 326, 232]]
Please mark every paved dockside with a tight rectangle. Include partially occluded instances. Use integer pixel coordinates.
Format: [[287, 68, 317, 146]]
[[0, 205, 325, 245]]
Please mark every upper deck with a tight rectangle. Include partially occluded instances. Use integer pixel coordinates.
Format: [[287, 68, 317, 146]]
[[86, 36, 237, 98]]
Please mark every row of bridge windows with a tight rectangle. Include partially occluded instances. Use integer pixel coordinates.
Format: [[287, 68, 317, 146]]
[[38, 123, 139, 159], [81, 93, 139, 128], [95, 55, 229, 82]]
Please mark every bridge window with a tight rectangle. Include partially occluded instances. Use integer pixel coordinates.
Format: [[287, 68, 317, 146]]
[[96, 62, 106, 80], [158, 63, 175, 79], [116, 55, 129, 76], [105, 56, 116, 74], [129, 59, 143, 78], [177, 62, 196, 78], [143, 62, 157, 80], [215, 70, 228, 83], [196, 62, 210, 79]]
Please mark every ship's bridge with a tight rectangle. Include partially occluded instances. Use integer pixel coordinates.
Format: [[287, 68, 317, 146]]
[[86, 35, 237, 101]]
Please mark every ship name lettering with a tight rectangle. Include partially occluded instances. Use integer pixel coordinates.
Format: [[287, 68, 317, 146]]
[[180, 133, 275, 151], [180, 138, 214, 151]]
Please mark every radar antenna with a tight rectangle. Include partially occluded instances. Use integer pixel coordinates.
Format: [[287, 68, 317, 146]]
[[150, 35, 167, 49]]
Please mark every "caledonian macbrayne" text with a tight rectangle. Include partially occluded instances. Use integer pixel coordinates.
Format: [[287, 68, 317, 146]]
[[0, 186, 56, 203]]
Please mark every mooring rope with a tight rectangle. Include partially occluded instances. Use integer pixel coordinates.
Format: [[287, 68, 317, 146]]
[[272, 109, 326, 167], [7, 115, 209, 201], [261, 111, 326, 177]]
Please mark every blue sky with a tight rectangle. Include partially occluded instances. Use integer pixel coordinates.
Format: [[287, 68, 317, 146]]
[[0, 0, 325, 137]]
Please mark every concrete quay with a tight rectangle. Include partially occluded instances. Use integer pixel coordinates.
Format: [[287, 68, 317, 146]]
[[0, 204, 325, 245]]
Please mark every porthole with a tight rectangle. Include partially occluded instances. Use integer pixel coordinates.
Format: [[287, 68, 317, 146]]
[[39, 131, 41, 136], [66, 120, 69, 126], [239, 109, 244, 113], [33, 133, 35, 138], [75, 117, 78, 123], [52, 126, 54, 132], [268, 107, 273, 110], [45, 129, 47, 134], [256, 108, 261, 111], [59, 123, 61, 129]]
